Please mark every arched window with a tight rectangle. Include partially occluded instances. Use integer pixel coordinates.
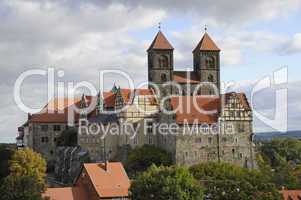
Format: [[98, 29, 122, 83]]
[[208, 74, 214, 82], [161, 73, 167, 82], [159, 55, 168, 68], [205, 56, 215, 68]]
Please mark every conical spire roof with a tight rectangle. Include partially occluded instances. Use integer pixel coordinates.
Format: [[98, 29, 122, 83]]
[[147, 31, 174, 51], [193, 32, 220, 52]]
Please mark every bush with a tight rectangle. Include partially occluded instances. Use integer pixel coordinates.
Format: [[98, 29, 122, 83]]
[[189, 162, 282, 200], [130, 165, 204, 200], [125, 145, 172, 177]]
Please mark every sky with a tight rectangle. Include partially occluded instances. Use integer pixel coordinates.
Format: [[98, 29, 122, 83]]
[[1, 0, 301, 143]]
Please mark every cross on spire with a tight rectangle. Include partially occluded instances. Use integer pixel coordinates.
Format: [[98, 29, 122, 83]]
[[158, 22, 161, 30], [204, 24, 208, 32]]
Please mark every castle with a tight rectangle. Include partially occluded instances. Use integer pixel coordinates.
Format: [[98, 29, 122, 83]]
[[17, 30, 256, 169]]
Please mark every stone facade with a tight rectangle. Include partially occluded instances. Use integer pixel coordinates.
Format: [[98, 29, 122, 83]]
[[27, 121, 67, 167], [18, 30, 256, 169]]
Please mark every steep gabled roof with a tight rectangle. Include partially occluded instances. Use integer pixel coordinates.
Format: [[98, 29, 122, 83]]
[[82, 162, 130, 198], [193, 32, 220, 52], [147, 31, 174, 51]]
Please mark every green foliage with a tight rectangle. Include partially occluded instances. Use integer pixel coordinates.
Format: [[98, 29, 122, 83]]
[[258, 138, 301, 189], [56, 128, 78, 146], [125, 145, 172, 176], [0, 144, 15, 180], [130, 165, 204, 200], [0, 175, 45, 200], [0, 148, 47, 200], [189, 162, 282, 200]]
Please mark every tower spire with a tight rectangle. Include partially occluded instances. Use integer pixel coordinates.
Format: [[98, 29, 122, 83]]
[[147, 30, 174, 51], [193, 31, 220, 52]]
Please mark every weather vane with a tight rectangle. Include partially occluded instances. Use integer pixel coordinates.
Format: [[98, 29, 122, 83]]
[[158, 22, 161, 30], [204, 24, 208, 32]]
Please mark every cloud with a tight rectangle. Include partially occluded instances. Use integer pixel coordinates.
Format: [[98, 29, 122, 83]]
[[109, 0, 301, 26], [0, 0, 300, 142], [171, 29, 288, 66], [282, 33, 301, 54]]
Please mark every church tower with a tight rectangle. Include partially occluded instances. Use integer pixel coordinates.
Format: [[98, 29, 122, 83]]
[[193, 32, 221, 95], [147, 31, 174, 95]]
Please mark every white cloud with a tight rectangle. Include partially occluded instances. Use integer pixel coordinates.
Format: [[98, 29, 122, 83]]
[[282, 33, 301, 54], [0, 0, 300, 142]]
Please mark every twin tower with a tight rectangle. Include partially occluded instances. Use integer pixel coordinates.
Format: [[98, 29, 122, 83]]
[[147, 31, 221, 96]]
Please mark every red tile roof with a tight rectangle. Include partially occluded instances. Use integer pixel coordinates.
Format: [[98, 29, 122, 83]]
[[281, 189, 301, 200], [118, 88, 156, 104], [43, 186, 88, 200], [173, 71, 200, 84], [170, 96, 220, 124], [39, 97, 81, 113], [147, 31, 174, 51], [43, 162, 130, 200], [103, 91, 116, 108], [81, 162, 130, 198], [29, 112, 68, 123], [193, 32, 220, 52], [28, 93, 117, 123]]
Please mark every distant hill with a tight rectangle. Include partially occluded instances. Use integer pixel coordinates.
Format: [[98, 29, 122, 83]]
[[254, 130, 301, 142]]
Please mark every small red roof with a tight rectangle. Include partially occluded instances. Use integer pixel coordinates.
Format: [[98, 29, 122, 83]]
[[281, 189, 301, 200], [43, 162, 130, 200], [193, 32, 220, 52], [82, 162, 130, 198], [170, 96, 220, 124], [147, 31, 174, 51]]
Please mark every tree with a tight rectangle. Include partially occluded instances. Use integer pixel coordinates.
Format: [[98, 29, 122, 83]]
[[0, 175, 46, 200], [125, 145, 172, 176], [130, 165, 204, 200], [189, 162, 282, 200], [0, 148, 47, 200], [56, 128, 78, 146], [258, 138, 301, 189]]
